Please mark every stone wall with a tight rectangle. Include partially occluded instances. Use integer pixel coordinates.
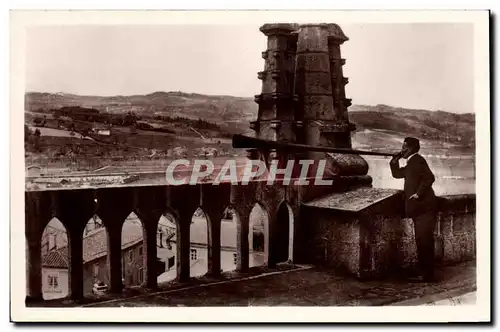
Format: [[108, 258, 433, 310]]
[[302, 192, 476, 279]]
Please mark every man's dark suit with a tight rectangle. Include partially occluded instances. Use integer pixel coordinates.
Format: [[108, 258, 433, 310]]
[[390, 153, 438, 279]]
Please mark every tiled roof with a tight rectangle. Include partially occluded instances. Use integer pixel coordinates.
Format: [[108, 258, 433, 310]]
[[42, 248, 69, 268], [42, 218, 145, 265]]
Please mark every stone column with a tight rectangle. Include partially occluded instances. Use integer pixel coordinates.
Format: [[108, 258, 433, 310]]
[[25, 191, 53, 303], [25, 236, 43, 302], [176, 212, 191, 282], [95, 187, 137, 294], [67, 226, 84, 301], [143, 220, 158, 289], [266, 208, 278, 268], [106, 223, 123, 293], [236, 212, 250, 272], [207, 215, 221, 276], [201, 183, 230, 277], [135, 186, 168, 290]]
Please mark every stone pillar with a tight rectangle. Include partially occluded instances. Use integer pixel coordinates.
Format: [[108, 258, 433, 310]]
[[207, 215, 221, 276], [143, 220, 158, 289], [267, 212, 278, 268], [135, 186, 168, 290], [176, 212, 191, 282], [236, 213, 250, 272], [95, 187, 137, 294], [25, 236, 43, 302], [107, 223, 123, 293], [25, 191, 53, 303], [201, 183, 230, 277], [67, 227, 84, 301]]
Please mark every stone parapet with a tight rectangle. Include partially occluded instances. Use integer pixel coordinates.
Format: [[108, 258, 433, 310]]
[[301, 190, 476, 279]]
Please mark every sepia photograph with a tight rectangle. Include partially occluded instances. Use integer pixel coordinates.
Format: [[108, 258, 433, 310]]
[[9, 9, 491, 323]]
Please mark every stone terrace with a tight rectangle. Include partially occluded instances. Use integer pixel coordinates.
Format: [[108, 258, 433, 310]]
[[30, 260, 475, 308]]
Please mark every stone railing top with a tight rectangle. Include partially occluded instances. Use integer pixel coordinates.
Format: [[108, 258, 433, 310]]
[[437, 194, 476, 214], [303, 187, 402, 212], [303, 188, 476, 215]]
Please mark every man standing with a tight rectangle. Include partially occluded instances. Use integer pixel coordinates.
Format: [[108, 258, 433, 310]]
[[390, 137, 438, 282]]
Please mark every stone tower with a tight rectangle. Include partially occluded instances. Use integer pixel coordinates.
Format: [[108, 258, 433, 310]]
[[251, 23, 369, 192]]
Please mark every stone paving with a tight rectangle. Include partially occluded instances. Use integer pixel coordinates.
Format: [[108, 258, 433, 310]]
[[424, 292, 476, 306], [85, 260, 476, 307]]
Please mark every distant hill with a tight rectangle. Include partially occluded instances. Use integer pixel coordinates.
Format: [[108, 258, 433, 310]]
[[349, 104, 475, 146], [25, 91, 257, 134], [25, 92, 475, 151]]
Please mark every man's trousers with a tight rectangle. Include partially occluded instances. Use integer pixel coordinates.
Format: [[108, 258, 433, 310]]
[[412, 210, 437, 279]]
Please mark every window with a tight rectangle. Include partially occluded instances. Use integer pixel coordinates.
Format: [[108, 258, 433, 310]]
[[233, 253, 238, 265], [129, 250, 134, 261], [190, 249, 197, 260], [48, 275, 58, 289], [138, 246, 143, 257], [93, 263, 99, 277]]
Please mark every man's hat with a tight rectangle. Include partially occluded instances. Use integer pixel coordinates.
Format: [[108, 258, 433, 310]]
[[404, 137, 420, 150]]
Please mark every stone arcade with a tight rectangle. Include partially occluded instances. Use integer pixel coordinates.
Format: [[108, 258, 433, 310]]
[[24, 23, 476, 303]]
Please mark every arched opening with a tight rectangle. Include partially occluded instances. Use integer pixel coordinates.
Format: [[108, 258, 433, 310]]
[[221, 206, 238, 272], [82, 214, 108, 297], [249, 203, 269, 268], [120, 212, 144, 289], [189, 207, 208, 278], [275, 202, 294, 264], [40, 218, 68, 300], [156, 212, 177, 285]]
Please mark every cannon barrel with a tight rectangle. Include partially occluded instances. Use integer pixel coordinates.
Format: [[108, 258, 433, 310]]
[[232, 134, 400, 157]]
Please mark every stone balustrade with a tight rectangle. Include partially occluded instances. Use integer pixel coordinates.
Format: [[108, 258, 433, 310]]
[[24, 181, 301, 303]]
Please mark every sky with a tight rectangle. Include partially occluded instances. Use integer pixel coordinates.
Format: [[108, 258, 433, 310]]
[[25, 23, 474, 114]]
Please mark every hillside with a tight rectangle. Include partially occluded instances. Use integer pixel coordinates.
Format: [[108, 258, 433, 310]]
[[24, 92, 475, 156], [25, 91, 257, 135], [349, 104, 475, 146]]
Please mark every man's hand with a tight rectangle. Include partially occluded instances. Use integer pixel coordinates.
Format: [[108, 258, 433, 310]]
[[390, 154, 401, 164], [409, 193, 419, 200]]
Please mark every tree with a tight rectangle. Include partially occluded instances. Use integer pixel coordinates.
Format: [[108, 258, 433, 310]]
[[33, 128, 41, 151], [24, 124, 31, 142]]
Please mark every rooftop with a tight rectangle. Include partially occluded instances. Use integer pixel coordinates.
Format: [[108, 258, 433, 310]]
[[42, 249, 68, 269], [42, 218, 144, 266]]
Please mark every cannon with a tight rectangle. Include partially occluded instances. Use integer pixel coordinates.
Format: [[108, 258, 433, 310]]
[[232, 134, 401, 157]]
